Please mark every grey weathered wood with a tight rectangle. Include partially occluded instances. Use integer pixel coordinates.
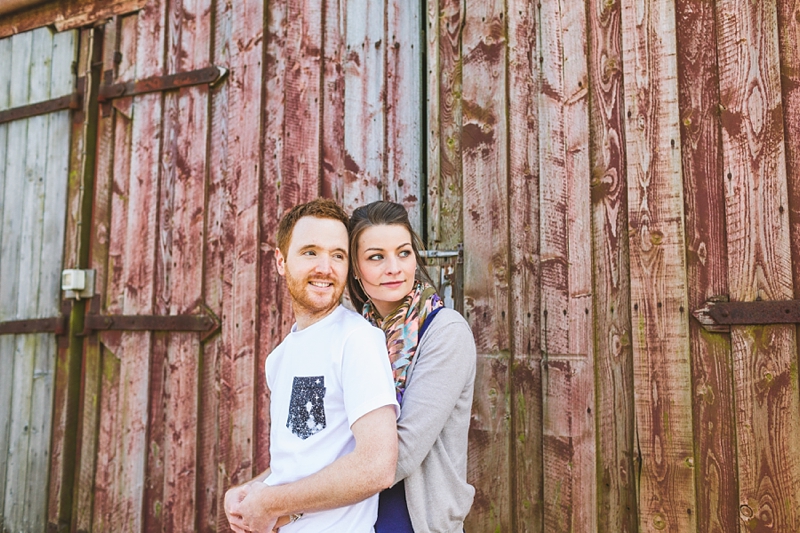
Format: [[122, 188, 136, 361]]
[[343, 0, 384, 213], [0, 30, 15, 527], [1, 28, 34, 529], [23, 28, 76, 531], [5, 26, 54, 532]]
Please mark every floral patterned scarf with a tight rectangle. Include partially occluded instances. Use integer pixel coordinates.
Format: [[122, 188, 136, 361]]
[[363, 280, 444, 403]]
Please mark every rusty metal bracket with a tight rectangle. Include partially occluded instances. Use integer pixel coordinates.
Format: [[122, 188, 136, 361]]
[[79, 303, 221, 342], [98, 65, 228, 103], [693, 297, 800, 332], [0, 316, 68, 335], [0, 92, 83, 125]]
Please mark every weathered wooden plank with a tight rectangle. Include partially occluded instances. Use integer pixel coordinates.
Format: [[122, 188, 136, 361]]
[[619, 0, 697, 529], [4, 26, 52, 532], [257, 0, 288, 478], [342, 0, 384, 213], [424, 0, 440, 244], [95, 1, 166, 529], [430, 0, 461, 249], [538, 1, 596, 530], [200, 2, 234, 529], [0, 33, 13, 526], [586, 0, 637, 530], [320, 0, 345, 201], [507, 1, 541, 530], [385, 0, 422, 229], [461, 0, 509, 530], [90, 15, 136, 532], [218, 0, 263, 513], [70, 21, 116, 533], [0, 0, 147, 39], [674, 2, 739, 532], [47, 27, 90, 530], [715, 0, 800, 530], [158, 1, 211, 529], [25, 27, 75, 531], [780, 0, 800, 320]]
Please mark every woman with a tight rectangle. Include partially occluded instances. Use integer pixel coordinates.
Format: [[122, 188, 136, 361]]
[[348, 201, 476, 533]]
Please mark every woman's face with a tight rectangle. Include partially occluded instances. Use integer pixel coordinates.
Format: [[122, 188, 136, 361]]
[[356, 224, 417, 317]]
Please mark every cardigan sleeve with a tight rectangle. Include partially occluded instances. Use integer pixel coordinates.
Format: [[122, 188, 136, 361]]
[[393, 309, 477, 483]]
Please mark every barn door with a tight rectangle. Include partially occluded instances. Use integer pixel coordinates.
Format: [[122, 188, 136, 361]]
[[0, 27, 78, 532]]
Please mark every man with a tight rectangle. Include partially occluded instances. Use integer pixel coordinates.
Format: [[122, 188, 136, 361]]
[[225, 198, 399, 532]]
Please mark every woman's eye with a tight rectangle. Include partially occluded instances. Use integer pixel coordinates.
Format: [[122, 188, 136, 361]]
[[368, 254, 383, 261], [399, 250, 412, 258]]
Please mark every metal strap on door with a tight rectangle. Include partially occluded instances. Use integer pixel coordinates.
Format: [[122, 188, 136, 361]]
[[0, 64, 227, 125], [694, 297, 800, 332]]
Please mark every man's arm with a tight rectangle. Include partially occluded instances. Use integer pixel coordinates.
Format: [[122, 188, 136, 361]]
[[233, 404, 397, 530]]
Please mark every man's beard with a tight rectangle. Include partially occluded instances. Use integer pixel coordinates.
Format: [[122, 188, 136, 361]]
[[284, 268, 343, 319]]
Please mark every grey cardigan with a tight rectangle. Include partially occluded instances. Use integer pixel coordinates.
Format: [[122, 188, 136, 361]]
[[395, 308, 477, 533]]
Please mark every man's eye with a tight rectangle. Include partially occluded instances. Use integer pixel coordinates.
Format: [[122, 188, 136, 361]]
[[303, 251, 316, 256], [334, 253, 345, 260]]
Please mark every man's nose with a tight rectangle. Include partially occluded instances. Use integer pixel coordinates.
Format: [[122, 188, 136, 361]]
[[314, 255, 333, 273]]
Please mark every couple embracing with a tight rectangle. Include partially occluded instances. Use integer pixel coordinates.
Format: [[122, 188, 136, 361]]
[[224, 199, 477, 533]]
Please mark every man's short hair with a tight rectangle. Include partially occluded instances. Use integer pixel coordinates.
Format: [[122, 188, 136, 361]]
[[276, 198, 350, 256]]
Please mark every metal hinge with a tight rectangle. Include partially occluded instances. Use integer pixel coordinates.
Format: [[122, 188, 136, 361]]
[[693, 296, 800, 332], [0, 304, 221, 342], [0, 77, 86, 125]]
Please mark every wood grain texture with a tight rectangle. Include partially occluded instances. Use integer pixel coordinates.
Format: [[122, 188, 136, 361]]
[[217, 0, 264, 510], [0, 29, 19, 527], [320, 0, 346, 201], [715, 0, 800, 530], [507, 0, 542, 529], [431, 0, 462, 249], [205, 2, 235, 528], [4, 26, 51, 532], [538, 1, 596, 530], [342, 0, 384, 213], [26, 27, 75, 532], [586, 0, 637, 531], [780, 0, 800, 316], [91, 2, 166, 529], [424, 0, 441, 244], [385, 0, 422, 228], [618, 0, 697, 530], [674, 2, 739, 532], [461, 0, 509, 530]]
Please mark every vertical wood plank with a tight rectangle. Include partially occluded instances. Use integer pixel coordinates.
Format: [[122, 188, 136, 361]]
[[320, 0, 346, 202], [538, 1, 596, 530], [507, 0, 542, 529], [675, 1, 740, 532], [342, 0, 384, 213], [586, 0, 638, 531], [619, 0, 697, 529], [92, 16, 135, 532], [429, 0, 462, 249], [715, 0, 800, 530], [146, 1, 211, 530], [26, 28, 76, 531], [461, 0, 509, 530], [74, 20, 118, 533], [217, 0, 264, 518], [424, 0, 440, 244], [385, 0, 422, 229], [202, 2, 235, 528], [0, 29, 18, 526], [5, 26, 52, 532]]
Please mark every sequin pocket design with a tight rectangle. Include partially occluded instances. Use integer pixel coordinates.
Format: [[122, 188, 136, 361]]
[[287, 376, 327, 439]]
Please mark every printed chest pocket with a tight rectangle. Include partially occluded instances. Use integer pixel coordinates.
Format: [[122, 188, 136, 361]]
[[287, 376, 327, 439]]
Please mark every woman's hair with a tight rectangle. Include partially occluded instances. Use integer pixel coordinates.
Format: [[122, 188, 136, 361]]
[[347, 201, 436, 312]]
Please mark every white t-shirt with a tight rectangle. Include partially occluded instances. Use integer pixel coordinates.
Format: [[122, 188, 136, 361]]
[[265, 305, 399, 533]]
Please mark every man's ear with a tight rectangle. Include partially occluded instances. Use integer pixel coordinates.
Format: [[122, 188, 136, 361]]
[[275, 247, 286, 276]]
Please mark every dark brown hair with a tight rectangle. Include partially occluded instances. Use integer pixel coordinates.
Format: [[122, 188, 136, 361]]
[[276, 198, 349, 256], [347, 201, 436, 312]]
